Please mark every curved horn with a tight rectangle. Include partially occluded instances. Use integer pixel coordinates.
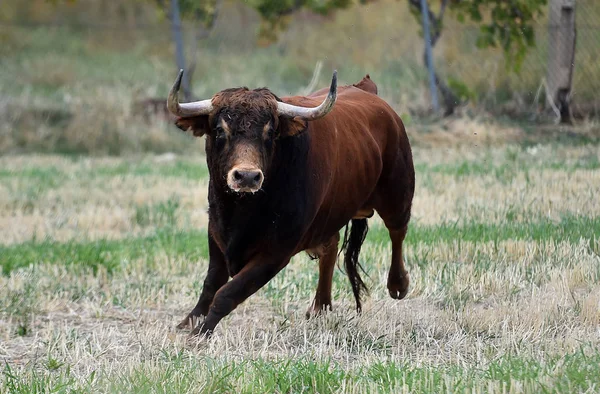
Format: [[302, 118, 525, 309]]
[[277, 70, 337, 120], [167, 69, 213, 117]]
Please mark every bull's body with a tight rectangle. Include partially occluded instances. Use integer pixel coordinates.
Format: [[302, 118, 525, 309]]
[[170, 73, 414, 337]]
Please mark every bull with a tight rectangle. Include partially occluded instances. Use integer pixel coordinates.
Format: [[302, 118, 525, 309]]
[[167, 70, 415, 337]]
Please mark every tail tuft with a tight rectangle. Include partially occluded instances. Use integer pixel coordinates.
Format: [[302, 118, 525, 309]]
[[341, 219, 369, 311]]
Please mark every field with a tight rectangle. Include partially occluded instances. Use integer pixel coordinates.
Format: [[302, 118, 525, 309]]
[[1, 122, 599, 393], [1, 0, 600, 391]]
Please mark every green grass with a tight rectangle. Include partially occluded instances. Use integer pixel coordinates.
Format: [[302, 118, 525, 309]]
[[0, 229, 209, 275], [405, 214, 600, 245], [0, 160, 209, 183], [2, 215, 597, 276], [415, 149, 600, 179], [134, 197, 181, 228], [94, 160, 209, 180], [3, 348, 599, 393], [4, 149, 598, 195]]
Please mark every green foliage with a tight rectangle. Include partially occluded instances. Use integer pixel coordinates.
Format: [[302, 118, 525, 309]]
[[250, 0, 355, 19], [447, 76, 476, 103], [248, 0, 369, 44], [248, 0, 547, 73], [156, 0, 220, 27], [445, 0, 547, 72]]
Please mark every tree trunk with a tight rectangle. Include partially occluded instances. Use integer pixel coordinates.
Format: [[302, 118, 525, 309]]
[[186, 0, 222, 92], [409, 0, 459, 116], [170, 0, 192, 101], [423, 52, 459, 116]]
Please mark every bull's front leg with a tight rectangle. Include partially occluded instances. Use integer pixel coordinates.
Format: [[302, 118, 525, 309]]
[[190, 253, 290, 337], [177, 233, 229, 330]]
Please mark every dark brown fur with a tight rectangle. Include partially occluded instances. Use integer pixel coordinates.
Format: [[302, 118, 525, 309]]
[[174, 75, 415, 337]]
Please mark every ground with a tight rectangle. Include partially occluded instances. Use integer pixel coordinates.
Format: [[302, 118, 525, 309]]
[[1, 120, 599, 393]]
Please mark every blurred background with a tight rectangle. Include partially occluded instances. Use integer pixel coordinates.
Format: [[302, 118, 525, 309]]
[[1, 0, 598, 155]]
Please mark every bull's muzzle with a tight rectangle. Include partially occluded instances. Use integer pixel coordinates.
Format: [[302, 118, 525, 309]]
[[227, 167, 264, 193]]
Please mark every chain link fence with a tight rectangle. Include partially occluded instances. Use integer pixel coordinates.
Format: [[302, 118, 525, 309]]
[[435, 0, 599, 119]]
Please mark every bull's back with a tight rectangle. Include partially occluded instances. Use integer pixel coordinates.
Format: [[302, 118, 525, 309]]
[[285, 87, 409, 248]]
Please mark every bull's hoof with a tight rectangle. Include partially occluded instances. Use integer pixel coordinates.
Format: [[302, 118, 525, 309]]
[[189, 326, 201, 337], [176, 314, 201, 330], [387, 272, 410, 300], [305, 303, 332, 319], [188, 325, 212, 340]]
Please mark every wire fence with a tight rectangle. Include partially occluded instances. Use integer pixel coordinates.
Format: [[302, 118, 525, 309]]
[[436, 1, 599, 118]]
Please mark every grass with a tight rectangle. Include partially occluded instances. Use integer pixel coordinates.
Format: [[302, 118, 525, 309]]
[[3, 350, 600, 393], [0, 229, 208, 275], [1, 214, 598, 276], [1, 140, 600, 392]]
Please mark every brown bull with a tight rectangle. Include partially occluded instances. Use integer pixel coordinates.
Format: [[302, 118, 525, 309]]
[[168, 70, 415, 337]]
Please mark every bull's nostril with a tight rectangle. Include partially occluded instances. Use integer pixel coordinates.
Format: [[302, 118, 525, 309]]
[[230, 169, 263, 190]]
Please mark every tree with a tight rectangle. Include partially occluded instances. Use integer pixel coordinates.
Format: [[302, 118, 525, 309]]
[[154, 0, 221, 101], [414, 0, 548, 115], [48, 0, 222, 101], [409, 0, 459, 115], [246, 0, 369, 42], [157, 0, 368, 99]]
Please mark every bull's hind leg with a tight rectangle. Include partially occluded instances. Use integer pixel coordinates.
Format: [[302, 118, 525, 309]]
[[306, 232, 340, 318], [376, 175, 414, 300], [386, 225, 410, 299]]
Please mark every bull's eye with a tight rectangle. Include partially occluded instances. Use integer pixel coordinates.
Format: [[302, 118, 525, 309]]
[[265, 127, 275, 140], [214, 126, 226, 140]]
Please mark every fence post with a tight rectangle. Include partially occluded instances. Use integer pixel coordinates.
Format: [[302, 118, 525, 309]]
[[420, 0, 439, 113], [546, 0, 576, 123]]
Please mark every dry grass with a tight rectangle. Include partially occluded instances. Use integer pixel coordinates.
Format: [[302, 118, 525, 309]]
[[1, 138, 599, 392], [1, 141, 598, 243]]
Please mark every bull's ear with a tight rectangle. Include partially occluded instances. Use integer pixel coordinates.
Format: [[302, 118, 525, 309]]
[[278, 116, 307, 138], [174, 116, 210, 137]]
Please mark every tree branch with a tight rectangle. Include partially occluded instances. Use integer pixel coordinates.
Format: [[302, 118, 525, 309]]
[[194, 0, 222, 39], [155, 0, 171, 20], [187, 0, 222, 91], [276, 0, 304, 17], [439, 0, 449, 22]]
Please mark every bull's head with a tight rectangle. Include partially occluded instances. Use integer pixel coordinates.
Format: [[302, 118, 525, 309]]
[[167, 70, 337, 194]]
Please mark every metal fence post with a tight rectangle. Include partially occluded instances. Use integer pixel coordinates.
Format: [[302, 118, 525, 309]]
[[546, 0, 576, 123], [420, 0, 439, 112]]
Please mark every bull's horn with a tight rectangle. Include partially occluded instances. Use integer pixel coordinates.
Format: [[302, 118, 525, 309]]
[[277, 70, 337, 120], [167, 69, 213, 117]]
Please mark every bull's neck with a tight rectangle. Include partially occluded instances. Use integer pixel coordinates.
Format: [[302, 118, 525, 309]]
[[207, 132, 312, 240]]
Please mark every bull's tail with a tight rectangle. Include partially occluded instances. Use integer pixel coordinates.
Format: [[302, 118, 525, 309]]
[[341, 218, 369, 312]]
